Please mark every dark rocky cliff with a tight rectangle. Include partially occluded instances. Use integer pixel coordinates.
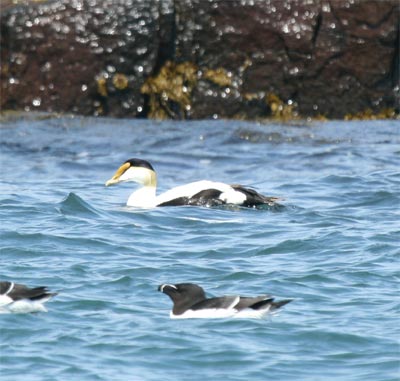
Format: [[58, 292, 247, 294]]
[[1, 0, 398, 120]]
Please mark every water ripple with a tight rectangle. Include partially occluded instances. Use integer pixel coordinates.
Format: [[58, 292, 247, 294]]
[[1, 116, 399, 381]]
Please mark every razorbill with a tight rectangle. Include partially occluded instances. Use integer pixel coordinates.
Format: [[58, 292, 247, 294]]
[[105, 158, 280, 208], [0, 281, 57, 313], [158, 283, 292, 319]]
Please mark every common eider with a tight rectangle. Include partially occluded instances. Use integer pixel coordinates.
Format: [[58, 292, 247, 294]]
[[105, 158, 280, 208], [158, 283, 292, 319], [0, 281, 57, 313]]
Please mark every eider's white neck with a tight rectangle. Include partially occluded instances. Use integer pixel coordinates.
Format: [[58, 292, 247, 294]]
[[127, 185, 157, 208], [125, 168, 157, 208]]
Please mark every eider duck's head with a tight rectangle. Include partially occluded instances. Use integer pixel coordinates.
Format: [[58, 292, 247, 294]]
[[105, 158, 156, 187]]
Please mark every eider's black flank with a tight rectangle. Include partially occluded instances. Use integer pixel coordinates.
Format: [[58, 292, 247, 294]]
[[157, 197, 190, 207], [231, 185, 279, 206], [158, 189, 225, 207]]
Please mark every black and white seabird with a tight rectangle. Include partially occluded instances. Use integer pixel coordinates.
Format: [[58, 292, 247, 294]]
[[0, 281, 57, 313], [105, 158, 280, 208], [158, 283, 292, 319]]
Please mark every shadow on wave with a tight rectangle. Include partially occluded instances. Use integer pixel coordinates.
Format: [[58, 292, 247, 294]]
[[58, 192, 103, 217]]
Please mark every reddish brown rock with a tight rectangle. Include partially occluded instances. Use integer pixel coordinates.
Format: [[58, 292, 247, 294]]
[[1, 0, 164, 117], [1, 0, 398, 119]]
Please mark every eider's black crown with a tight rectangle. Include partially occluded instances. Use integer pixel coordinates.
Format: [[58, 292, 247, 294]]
[[125, 158, 155, 171]]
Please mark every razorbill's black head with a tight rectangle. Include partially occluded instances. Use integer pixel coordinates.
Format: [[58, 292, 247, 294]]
[[0, 281, 57, 314], [158, 283, 292, 319]]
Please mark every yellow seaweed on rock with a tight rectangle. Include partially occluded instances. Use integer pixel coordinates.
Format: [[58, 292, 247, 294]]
[[140, 61, 198, 119], [344, 108, 398, 120], [140, 61, 399, 121], [203, 68, 232, 87], [140, 61, 239, 119], [112, 73, 129, 90], [265, 93, 299, 121], [96, 76, 108, 97]]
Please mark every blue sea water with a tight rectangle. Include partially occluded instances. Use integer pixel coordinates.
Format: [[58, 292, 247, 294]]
[[0, 114, 399, 381]]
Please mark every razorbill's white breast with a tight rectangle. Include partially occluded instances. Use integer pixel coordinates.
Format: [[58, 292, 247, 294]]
[[105, 158, 280, 208], [158, 283, 292, 319], [0, 281, 57, 314]]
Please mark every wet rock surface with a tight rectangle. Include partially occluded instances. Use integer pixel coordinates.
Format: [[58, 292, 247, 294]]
[[1, 0, 398, 119]]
